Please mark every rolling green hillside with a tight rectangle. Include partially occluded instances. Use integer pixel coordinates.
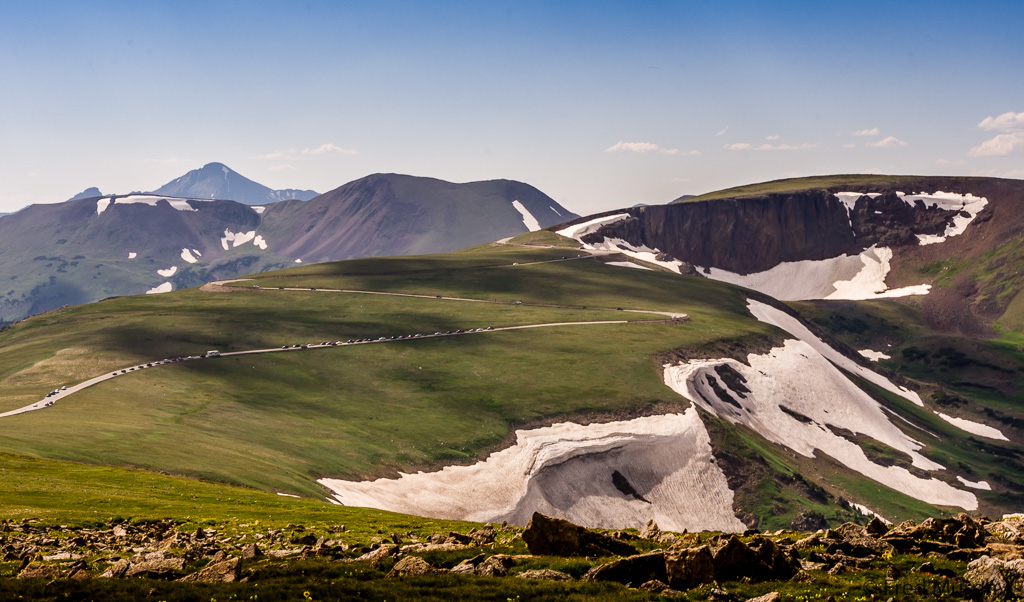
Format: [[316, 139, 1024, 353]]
[[1, 229, 1021, 531]]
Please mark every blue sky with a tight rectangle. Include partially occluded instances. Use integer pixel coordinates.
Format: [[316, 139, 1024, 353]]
[[2, 0, 1023, 215]]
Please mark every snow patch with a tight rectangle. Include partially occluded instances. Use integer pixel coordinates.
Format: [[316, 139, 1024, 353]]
[[512, 200, 541, 232], [702, 246, 931, 301], [221, 229, 258, 250], [936, 413, 1010, 441], [276, 492, 300, 498], [180, 249, 199, 264], [556, 213, 630, 239], [747, 299, 923, 405], [107, 195, 199, 212], [294, 259, 302, 263], [588, 238, 685, 273], [957, 476, 992, 490], [858, 349, 891, 362], [252, 206, 266, 214], [96, 198, 111, 215], [157, 266, 178, 278], [605, 261, 654, 271], [127, 252, 137, 260], [146, 282, 172, 294], [549, 205, 562, 217], [320, 407, 746, 532], [663, 337, 976, 510], [897, 191, 988, 246], [253, 235, 268, 250], [851, 503, 891, 524]]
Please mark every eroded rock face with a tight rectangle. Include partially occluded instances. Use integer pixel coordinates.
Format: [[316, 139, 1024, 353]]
[[579, 190, 973, 276]]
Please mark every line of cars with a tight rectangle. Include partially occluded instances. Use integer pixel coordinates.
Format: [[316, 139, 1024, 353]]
[[46, 327, 500, 406], [279, 326, 496, 350]]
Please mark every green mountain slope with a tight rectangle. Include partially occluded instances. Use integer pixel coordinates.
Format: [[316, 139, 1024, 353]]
[[2, 232, 1021, 529]]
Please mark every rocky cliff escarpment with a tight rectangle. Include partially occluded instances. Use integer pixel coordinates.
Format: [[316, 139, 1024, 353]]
[[576, 190, 957, 275]]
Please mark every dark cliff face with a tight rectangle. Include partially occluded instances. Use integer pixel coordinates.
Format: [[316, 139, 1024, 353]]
[[580, 190, 963, 274]]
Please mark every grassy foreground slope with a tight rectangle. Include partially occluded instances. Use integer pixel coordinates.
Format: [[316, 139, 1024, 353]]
[[0, 239, 766, 499]]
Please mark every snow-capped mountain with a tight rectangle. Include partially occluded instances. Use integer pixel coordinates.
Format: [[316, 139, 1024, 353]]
[[151, 162, 318, 205]]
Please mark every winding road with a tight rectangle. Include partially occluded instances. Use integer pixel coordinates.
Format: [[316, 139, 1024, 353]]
[[1, 257, 688, 419]]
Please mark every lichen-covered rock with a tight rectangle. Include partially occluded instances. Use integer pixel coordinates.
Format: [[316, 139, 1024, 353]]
[[17, 563, 62, 579], [100, 559, 130, 579], [386, 556, 435, 578], [522, 512, 636, 557], [178, 557, 241, 583], [125, 558, 186, 579], [516, 569, 574, 581], [583, 550, 666, 586], [665, 545, 715, 589]]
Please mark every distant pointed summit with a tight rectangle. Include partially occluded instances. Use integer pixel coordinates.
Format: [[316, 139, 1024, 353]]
[[152, 163, 318, 205], [67, 187, 103, 202]]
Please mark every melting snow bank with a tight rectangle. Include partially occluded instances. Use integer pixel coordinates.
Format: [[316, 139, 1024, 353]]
[[221, 229, 258, 250], [936, 413, 1010, 441], [851, 503, 891, 524], [859, 349, 891, 362], [320, 407, 746, 532], [127, 252, 137, 260], [556, 214, 630, 239], [98, 195, 201, 213], [701, 246, 931, 301], [588, 238, 686, 273], [747, 300, 923, 405], [181, 248, 200, 263], [897, 192, 988, 246], [957, 476, 993, 491], [157, 266, 178, 278], [605, 261, 654, 271], [661, 300, 977, 510], [146, 282, 172, 294], [511, 200, 541, 232]]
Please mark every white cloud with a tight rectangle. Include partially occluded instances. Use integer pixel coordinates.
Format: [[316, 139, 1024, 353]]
[[843, 143, 856, 149], [1005, 168, 1024, 178], [765, 134, 780, 141], [140, 157, 195, 165], [978, 111, 1024, 131], [852, 127, 880, 137], [716, 126, 729, 136], [255, 144, 357, 161], [868, 136, 908, 148], [268, 164, 299, 172], [254, 150, 295, 160], [301, 143, 358, 156], [971, 168, 1000, 176], [725, 142, 816, 151], [969, 132, 1024, 157], [605, 141, 681, 155]]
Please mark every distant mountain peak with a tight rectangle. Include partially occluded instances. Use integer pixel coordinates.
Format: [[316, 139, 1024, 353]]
[[152, 163, 318, 205]]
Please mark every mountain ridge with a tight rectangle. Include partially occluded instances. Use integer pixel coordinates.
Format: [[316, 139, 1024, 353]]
[[0, 168, 577, 322]]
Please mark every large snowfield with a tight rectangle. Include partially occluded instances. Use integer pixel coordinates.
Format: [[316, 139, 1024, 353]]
[[320, 407, 746, 532], [662, 300, 979, 510]]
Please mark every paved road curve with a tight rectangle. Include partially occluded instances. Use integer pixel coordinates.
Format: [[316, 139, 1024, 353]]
[[2, 259, 689, 419]]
